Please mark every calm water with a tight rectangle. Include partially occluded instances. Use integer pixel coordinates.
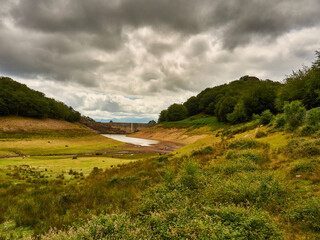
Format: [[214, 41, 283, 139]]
[[102, 134, 159, 146]]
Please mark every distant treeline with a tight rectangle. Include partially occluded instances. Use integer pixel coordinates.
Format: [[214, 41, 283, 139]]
[[0, 77, 80, 122], [159, 51, 320, 124]]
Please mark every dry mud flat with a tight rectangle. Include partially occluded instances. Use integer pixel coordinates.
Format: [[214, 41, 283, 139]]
[[119, 140, 184, 154]]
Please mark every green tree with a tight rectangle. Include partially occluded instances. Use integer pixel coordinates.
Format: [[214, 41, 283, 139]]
[[167, 104, 188, 121], [183, 96, 200, 116], [284, 101, 306, 130], [158, 110, 168, 123], [215, 96, 237, 122], [148, 120, 156, 125], [0, 98, 9, 116], [227, 102, 248, 124]]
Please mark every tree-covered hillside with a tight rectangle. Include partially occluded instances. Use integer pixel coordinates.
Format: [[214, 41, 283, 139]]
[[0, 77, 80, 122], [159, 51, 320, 124]]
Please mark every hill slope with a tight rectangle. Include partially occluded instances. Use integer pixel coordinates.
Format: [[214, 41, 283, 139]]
[[0, 77, 80, 122]]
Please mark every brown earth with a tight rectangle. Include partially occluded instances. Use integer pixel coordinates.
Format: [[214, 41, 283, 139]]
[[129, 125, 210, 144], [0, 116, 90, 132]]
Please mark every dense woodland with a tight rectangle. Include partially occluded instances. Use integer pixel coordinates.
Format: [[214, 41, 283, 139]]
[[159, 51, 320, 124], [0, 77, 80, 122]]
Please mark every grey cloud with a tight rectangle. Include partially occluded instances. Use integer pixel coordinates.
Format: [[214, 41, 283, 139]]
[[207, 0, 320, 48], [147, 42, 177, 57], [5, 0, 320, 53]]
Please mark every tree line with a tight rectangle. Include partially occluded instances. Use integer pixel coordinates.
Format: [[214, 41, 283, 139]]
[[0, 77, 80, 122], [159, 51, 320, 124]]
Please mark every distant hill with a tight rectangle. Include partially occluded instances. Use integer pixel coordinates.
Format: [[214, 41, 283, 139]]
[[0, 77, 80, 122], [159, 76, 282, 124], [159, 51, 320, 124]]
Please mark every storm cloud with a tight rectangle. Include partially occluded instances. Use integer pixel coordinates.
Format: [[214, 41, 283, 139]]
[[0, 0, 320, 121]]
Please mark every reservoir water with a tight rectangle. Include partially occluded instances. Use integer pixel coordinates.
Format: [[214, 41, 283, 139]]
[[102, 134, 159, 146]]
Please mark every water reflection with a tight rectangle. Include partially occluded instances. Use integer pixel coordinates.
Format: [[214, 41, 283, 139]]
[[102, 134, 159, 146]]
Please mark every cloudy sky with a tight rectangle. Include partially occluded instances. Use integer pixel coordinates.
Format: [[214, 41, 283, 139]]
[[1, 0, 320, 122]]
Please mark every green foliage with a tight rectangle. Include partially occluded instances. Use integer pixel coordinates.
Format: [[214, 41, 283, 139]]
[[167, 104, 188, 122], [191, 146, 214, 156], [180, 161, 200, 190], [229, 139, 263, 150], [227, 102, 248, 124], [283, 100, 306, 130], [159, 75, 281, 124], [183, 96, 200, 116], [290, 160, 320, 175], [0, 77, 80, 122], [243, 83, 278, 117], [0, 98, 9, 116], [158, 110, 168, 123], [306, 107, 320, 126], [274, 113, 286, 129], [259, 109, 274, 125], [289, 199, 320, 231], [215, 96, 237, 122], [277, 51, 320, 110]]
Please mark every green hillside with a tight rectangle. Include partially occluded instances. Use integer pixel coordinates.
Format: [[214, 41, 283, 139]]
[[0, 77, 80, 122], [159, 51, 320, 125]]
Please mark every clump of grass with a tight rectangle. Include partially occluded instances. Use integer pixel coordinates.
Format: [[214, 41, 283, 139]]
[[191, 146, 214, 156], [229, 139, 263, 150], [290, 160, 320, 175], [288, 199, 320, 231], [255, 130, 267, 138], [285, 139, 320, 158], [226, 150, 268, 165], [204, 172, 291, 211]]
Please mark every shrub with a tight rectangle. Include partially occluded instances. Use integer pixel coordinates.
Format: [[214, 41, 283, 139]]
[[229, 139, 262, 149], [289, 199, 320, 231], [260, 109, 274, 125], [284, 101, 306, 130], [274, 113, 286, 128], [180, 161, 200, 190], [299, 125, 318, 136], [306, 107, 320, 126], [290, 160, 320, 175]]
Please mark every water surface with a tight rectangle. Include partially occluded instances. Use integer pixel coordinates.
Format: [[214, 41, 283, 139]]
[[102, 134, 159, 146]]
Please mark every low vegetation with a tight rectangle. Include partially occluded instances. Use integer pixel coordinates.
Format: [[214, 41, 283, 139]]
[[0, 112, 319, 239]]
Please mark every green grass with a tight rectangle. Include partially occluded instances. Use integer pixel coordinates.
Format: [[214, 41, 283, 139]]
[[0, 155, 139, 176], [0, 135, 124, 156]]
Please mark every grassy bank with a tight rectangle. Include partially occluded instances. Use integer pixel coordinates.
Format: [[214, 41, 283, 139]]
[[0, 116, 319, 239]]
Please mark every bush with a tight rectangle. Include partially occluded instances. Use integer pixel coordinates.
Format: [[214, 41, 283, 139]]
[[180, 162, 200, 190], [284, 101, 306, 130], [274, 113, 286, 128], [299, 125, 318, 136], [259, 109, 274, 125], [289, 199, 320, 231], [306, 107, 320, 126], [290, 160, 320, 175]]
